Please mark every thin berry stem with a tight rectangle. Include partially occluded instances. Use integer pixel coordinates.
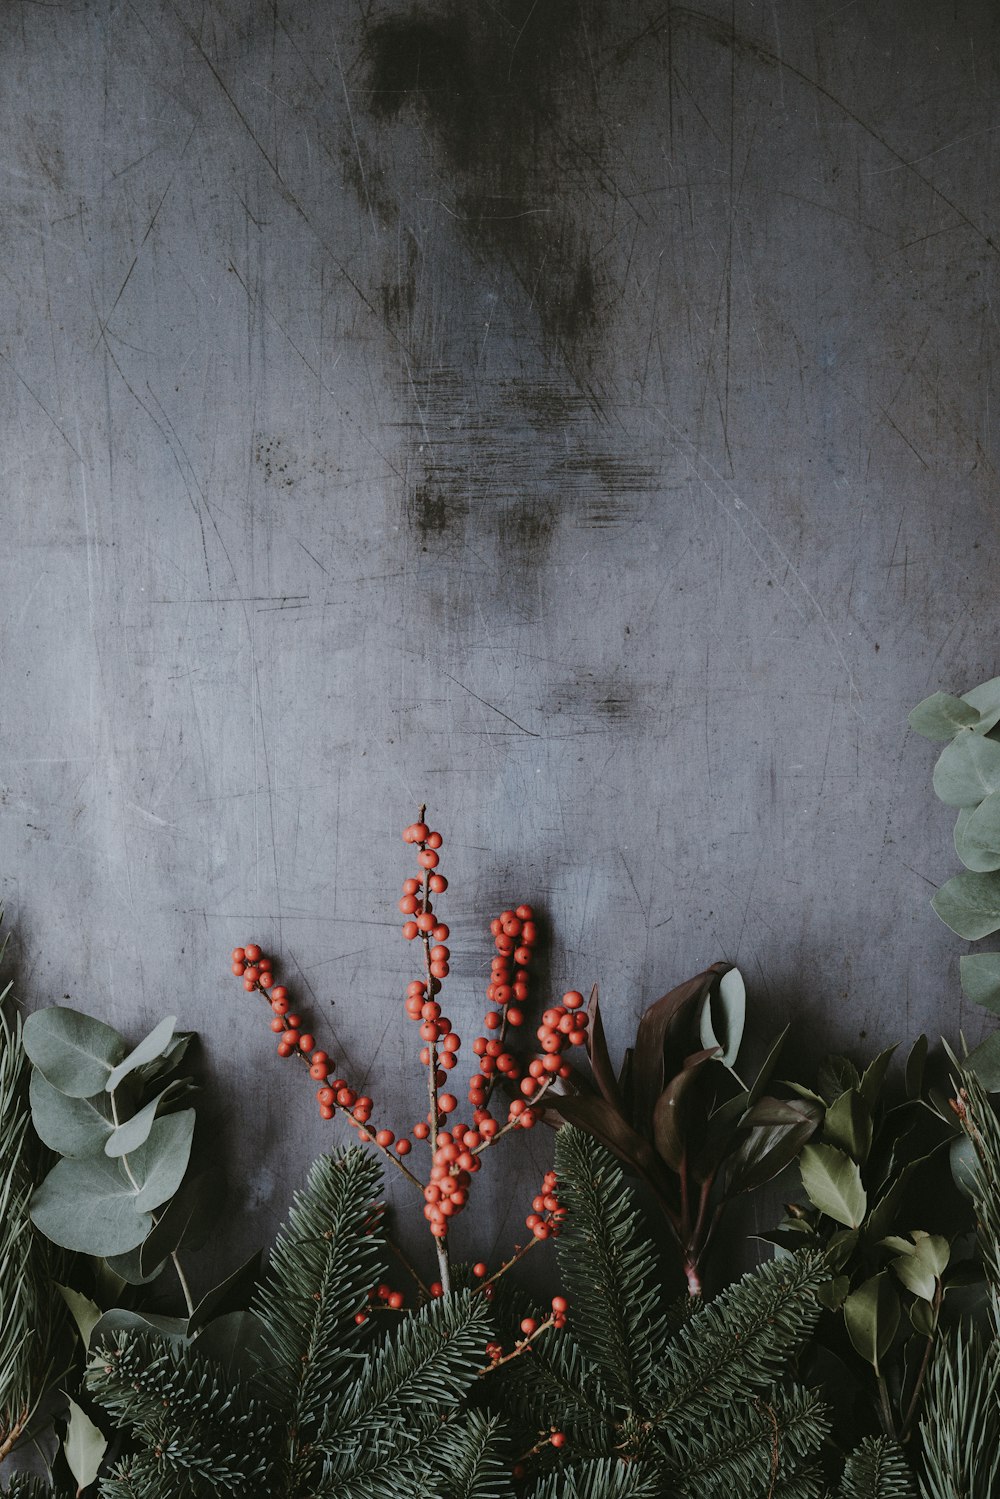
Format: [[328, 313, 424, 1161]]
[[478, 1313, 557, 1376]]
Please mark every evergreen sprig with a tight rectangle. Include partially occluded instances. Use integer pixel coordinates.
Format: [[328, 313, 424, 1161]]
[[553, 1126, 668, 1410], [658, 1385, 828, 1498], [917, 1322, 1000, 1499], [0, 955, 61, 1464], [837, 1435, 917, 1498]]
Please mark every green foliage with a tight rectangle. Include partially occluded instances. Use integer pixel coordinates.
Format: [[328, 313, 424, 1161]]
[[522, 1457, 661, 1498], [0, 951, 64, 1463], [918, 1323, 1000, 1499], [550, 968, 820, 1293], [910, 678, 1000, 1046], [23, 1006, 204, 1280], [507, 1129, 831, 1497], [837, 1436, 916, 1498]]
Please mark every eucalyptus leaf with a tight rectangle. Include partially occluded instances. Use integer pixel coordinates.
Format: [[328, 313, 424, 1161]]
[[932, 732, 1000, 807], [106, 1015, 177, 1093], [91, 1308, 190, 1346], [966, 1030, 1000, 1090], [29, 1068, 115, 1158], [64, 1397, 107, 1491], [23, 1006, 125, 1097], [127, 1109, 196, 1213], [843, 1273, 900, 1374], [140, 1168, 223, 1272], [698, 966, 745, 1070], [955, 804, 1000, 872], [56, 1284, 102, 1351], [30, 1155, 153, 1255], [105, 1243, 168, 1286], [963, 675, 1000, 734], [798, 1142, 867, 1228], [908, 691, 981, 739], [932, 870, 1000, 939], [193, 1310, 273, 1378], [960, 953, 1000, 1014], [950, 1134, 979, 1198], [105, 1080, 185, 1157]]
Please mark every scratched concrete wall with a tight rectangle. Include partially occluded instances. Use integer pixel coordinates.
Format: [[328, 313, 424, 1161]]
[[2, 0, 999, 1293]]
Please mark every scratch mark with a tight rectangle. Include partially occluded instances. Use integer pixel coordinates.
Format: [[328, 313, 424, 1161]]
[[440, 670, 541, 737]]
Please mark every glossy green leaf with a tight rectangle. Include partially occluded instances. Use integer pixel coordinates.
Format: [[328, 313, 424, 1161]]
[[106, 1015, 177, 1093], [932, 870, 1000, 939], [932, 732, 1000, 807], [29, 1068, 115, 1158], [843, 1273, 900, 1374], [955, 804, 1000, 872], [909, 1297, 937, 1337], [966, 1030, 1000, 1090], [904, 1034, 928, 1099], [960, 953, 1000, 1014], [723, 1107, 821, 1196], [64, 1397, 107, 1491], [824, 1090, 873, 1163], [127, 1109, 195, 1212], [799, 1142, 867, 1227], [104, 1081, 184, 1157], [56, 1284, 102, 1350], [859, 1045, 899, 1108], [698, 966, 746, 1069], [888, 1232, 949, 1301], [909, 691, 981, 739], [105, 1243, 168, 1286], [817, 1054, 861, 1105], [188, 1252, 262, 1334], [30, 1155, 153, 1255], [866, 1147, 941, 1243], [23, 1006, 125, 1097], [817, 1275, 850, 1311]]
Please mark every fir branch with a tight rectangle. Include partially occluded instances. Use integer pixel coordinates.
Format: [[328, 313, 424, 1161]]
[[553, 1128, 669, 1412], [86, 1332, 276, 1496], [656, 1385, 829, 1499], [315, 1418, 442, 1499], [1, 1479, 56, 1499], [837, 1436, 917, 1499], [521, 1456, 661, 1499], [435, 1410, 513, 1499], [651, 1249, 828, 1429], [335, 1290, 493, 1427], [498, 1329, 615, 1455], [0, 972, 61, 1461], [955, 1069, 1000, 1335], [917, 1323, 1000, 1499], [251, 1148, 386, 1433]]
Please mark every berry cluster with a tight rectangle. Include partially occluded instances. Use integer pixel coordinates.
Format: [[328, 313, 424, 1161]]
[[354, 1281, 406, 1324], [525, 1169, 566, 1242], [468, 907, 537, 1119]]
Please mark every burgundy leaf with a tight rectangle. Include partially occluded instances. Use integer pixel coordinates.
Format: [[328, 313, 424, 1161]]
[[632, 963, 730, 1135], [585, 985, 623, 1109], [651, 1053, 716, 1172]]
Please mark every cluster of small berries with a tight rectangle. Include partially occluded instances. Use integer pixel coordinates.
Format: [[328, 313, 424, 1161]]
[[421, 1121, 491, 1239], [524, 1169, 566, 1242], [483, 1294, 570, 1367], [232, 943, 415, 1158], [467, 907, 536, 1117], [354, 1282, 405, 1324], [518, 989, 590, 1106]]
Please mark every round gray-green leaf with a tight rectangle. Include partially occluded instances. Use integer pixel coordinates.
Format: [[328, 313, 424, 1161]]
[[954, 806, 1000, 872], [127, 1109, 196, 1212], [932, 870, 1000, 939], [908, 692, 980, 740], [29, 1068, 115, 1158], [105, 1082, 183, 1158], [30, 1155, 153, 1255], [963, 675, 1000, 734], [105, 1015, 177, 1093], [23, 1006, 125, 1097], [933, 732, 1000, 808], [798, 1142, 867, 1227], [960, 953, 1000, 1014], [699, 966, 746, 1069]]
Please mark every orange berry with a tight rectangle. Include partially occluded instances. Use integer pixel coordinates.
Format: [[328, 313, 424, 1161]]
[[270, 1018, 285, 1033], [395, 1138, 411, 1156], [402, 921, 419, 940], [413, 1122, 429, 1140], [473, 1262, 488, 1278], [232, 961, 246, 977], [520, 1317, 537, 1336], [271, 986, 287, 1002], [375, 1129, 394, 1148], [438, 1093, 457, 1113], [418, 849, 439, 869], [298, 1034, 315, 1053], [277, 1041, 293, 1057]]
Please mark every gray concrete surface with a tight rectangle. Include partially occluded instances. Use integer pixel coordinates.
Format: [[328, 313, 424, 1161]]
[[2, 0, 998, 1297]]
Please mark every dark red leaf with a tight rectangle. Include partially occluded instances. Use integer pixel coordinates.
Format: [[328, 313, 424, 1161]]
[[652, 1053, 716, 1171], [585, 985, 623, 1109], [631, 963, 730, 1135]]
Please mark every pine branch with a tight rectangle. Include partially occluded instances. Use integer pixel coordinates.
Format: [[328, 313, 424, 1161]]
[[657, 1385, 829, 1499], [251, 1148, 386, 1434], [917, 1323, 1000, 1499], [315, 1418, 443, 1499], [86, 1332, 276, 1496], [553, 1128, 669, 1412], [956, 1069, 1000, 1336], [1, 1479, 56, 1498], [522, 1456, 662, 1499], [837, 1436, 916, 1499], [651, 1249, 828, 1429]]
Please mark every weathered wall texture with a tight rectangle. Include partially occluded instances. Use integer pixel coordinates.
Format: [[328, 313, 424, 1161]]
[[2, 0, 998, 1283]]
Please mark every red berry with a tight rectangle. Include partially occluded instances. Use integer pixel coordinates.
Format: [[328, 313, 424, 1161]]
[[243, 976, 256, 992], [245, 944, 262, 962], [550, 1431, 566, 1449], [317, 1087, 335, 1105], [551, 1295, 568, 1314], [473, 1262, 488, 1278], [298, 1034, 315, 1053], [520, 1317, 537, 1336], [277, 1041, 294, 1057], [563, 990, 584, 1010], [418, 849, 439, 869], [438, 1093, 457, 1113], [232, 961, 246, 977], [413, 1122, 429, 1140], [270, 1017, 285, 1033], [376, 1129, 394, 1148], [271, 986, 287, 1002], [395, 1138, 411, 1156], [429, 873, 447, 892], [402, 921, 419, 940], [411, 821, 429, 843]]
